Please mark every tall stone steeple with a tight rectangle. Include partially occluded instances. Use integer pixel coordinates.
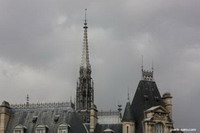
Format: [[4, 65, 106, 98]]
[[76, 9, 94, 123]]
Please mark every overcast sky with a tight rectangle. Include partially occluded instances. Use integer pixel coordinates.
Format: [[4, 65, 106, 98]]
[[0, 0, 199, 130]]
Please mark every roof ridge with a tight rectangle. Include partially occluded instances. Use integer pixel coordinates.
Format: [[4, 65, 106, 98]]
[[11, 102, 72, 109]]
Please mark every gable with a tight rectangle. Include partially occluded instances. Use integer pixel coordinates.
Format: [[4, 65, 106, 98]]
[[144, 106, 169, 122], [145, 106, 169, 114]]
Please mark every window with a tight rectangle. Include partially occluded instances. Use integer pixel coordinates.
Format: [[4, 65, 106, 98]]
[[36, 129, 45, 133], [35, 125, 47, 133], [154, 123, 164, 133], [14, 130, 23, 133], [13, 125, 26, 133], [57, 124, 69, 133], [58, 129, 67, 133]]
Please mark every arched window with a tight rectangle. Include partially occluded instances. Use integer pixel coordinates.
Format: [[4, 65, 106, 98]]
[[13, 125, 27, 133], [57, 124, 70, 133], [154, 123, 164, 133]]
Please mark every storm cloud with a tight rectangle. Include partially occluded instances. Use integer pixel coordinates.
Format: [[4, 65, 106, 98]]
[[0, 0, 199, 130]]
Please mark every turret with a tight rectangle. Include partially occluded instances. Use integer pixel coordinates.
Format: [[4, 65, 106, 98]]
[[162, 92, 173, 119], [122, 101, 135, 133], [0, 101, 11, 132]]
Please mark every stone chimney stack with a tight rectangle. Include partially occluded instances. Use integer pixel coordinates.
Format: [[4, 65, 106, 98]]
[[162, 92, 173, 118], [0, 101, 11, 132], [90, 103, 98, 133]]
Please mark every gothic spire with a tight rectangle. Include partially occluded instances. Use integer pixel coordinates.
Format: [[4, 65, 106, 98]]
[[76, 10, 94, 122], [81, 9, 90, 69]]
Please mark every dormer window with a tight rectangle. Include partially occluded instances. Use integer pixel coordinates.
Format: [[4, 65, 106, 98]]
[[13, 125, 27, 133], [144, 95, 149, 101], [103, 128, 115, 133], [54, 115, 60, 122], [57, 124, 70, 133], [35, 125, 48, 133], [32, 116, 38, 123]]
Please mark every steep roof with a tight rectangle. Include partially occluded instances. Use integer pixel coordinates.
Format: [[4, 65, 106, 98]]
[[122, 101, 134, 122], [6, 103, 88, 133], [131, 80, 165, 133]]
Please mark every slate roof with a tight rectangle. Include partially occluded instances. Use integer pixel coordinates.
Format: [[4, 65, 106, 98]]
[[6, 103, 88, 133], [130, 80, 165, 133], [94, 124, 122, 133], [122, 101, 134, 122]]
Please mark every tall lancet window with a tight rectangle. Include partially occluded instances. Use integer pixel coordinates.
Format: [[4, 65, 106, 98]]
[[154, 123, 164, 133], [126, 126, 129, 133]]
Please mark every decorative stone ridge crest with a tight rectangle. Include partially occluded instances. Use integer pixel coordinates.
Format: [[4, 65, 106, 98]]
[[11, 102, 73, 110], [142, 69, 154, 81]]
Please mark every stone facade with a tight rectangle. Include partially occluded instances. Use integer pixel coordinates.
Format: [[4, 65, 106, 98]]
[[143, 106, 173, 133]]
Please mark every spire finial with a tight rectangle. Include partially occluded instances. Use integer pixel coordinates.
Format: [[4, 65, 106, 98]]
[[127, 87, 130, 102], [141, 55, 144, 71], [84, 8, 87, 25], [152, 60, 154, 72]]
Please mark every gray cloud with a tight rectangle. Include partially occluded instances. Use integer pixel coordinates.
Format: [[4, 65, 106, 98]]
[[0, 0, 199, 130]]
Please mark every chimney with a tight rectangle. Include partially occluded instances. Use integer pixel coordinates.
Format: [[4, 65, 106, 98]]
[[0, 101, 11, 132], [162, 92, 173, 119], [90, 103, 98, 133]]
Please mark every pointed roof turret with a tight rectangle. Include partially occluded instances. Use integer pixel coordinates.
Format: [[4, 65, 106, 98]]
[[122, 87, 134, 122], [122, 101, 134, 122], [81, 8, 91, 69]]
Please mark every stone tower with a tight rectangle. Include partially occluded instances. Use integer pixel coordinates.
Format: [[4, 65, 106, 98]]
[[76, 9, 94, 123]]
